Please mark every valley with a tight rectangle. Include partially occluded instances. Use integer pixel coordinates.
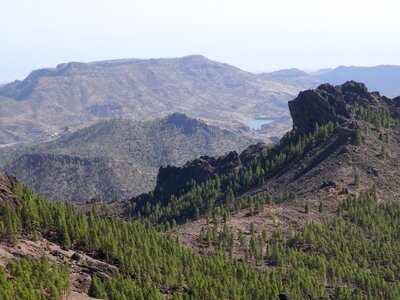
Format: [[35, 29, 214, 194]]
[[1, 81, 399, 299], [1, 57, 400, 300], [2, 1, 400, 298]]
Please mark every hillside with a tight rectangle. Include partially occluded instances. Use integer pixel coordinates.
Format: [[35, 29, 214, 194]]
[[258, 68, 321, 89], [127, 81, 400, 258], [0, 82, 399, 299], [0, 55, 298, 146], [4, 113, 257, 201]]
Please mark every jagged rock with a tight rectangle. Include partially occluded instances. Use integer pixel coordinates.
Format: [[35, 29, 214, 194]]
[[51, 250, 62, 257], [367, 167, 380, 176], [278, 293, 292, 300], [87, 195, 102, 204], [0, 170, 20, 209], [156, 151, 242, 195], [71, 252, 82, 261], [239, 142, 270, 165], [320, 181, 337, 189], [288, 81, 384, 134]]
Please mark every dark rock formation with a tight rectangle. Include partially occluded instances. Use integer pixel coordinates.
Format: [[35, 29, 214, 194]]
[[71, 252, 82, 261], [151, 142, 273, 200], [156, 151, 242, 195], [288, 81, 384, 134], [239, 142, 270, 165], [278, 293, 292, 300], [0, 170, 19, 209]]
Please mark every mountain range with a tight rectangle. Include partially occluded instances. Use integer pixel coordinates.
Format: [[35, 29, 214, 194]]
[[0, 55, 298, 147], [261, 65, 400, 97], [2, 55, 399, 150], [1, 81, 399, 299]]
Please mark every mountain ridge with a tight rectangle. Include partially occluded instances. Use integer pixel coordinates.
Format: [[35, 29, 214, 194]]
[[0, 55, 297, 146], [4, 113, 257, 201], [127, 81, 400, 227]]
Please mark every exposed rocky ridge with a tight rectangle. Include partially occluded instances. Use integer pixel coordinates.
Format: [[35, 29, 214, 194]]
[[0, 170, 19, 208], [155, 142, 271, 196], [141, 81, 400, 216], [0, 55, 298, 146], [289, 81, 400, 134], [163, 82, 400, 270], [4, 114, 257, 201], [156, 151, 242, 196], [0, 238, 116, 299], [246, 82, 400, 204]]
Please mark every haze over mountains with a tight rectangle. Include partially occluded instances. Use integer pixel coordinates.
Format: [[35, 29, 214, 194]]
[[1, 78, 400, 298], [2, 55, 399, 149], [261, 65, 400, 97], [0, 55, 298, 147]]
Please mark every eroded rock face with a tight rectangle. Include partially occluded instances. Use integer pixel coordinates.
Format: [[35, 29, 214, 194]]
[[288, 81, 384, 134], [156, 151, 242, 195], [0, 170, 19, 209], [239, 142, 270, 166]]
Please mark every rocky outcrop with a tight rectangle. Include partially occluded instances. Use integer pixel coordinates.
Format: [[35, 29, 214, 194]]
[[288, 81, 385, 134], [153, 142, 272, 197], [156, 151, 242, 195], [239, 142, 270, 165], [0, 170, 19, 209]]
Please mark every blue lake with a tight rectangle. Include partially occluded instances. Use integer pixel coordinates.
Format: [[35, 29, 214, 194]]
[[243, 119, 274, 130]]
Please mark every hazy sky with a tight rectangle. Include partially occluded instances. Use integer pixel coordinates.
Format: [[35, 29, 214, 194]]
[[1, 0, 400, 82]]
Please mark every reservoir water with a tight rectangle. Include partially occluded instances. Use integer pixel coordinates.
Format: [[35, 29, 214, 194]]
[[243, 119, 274, 130]]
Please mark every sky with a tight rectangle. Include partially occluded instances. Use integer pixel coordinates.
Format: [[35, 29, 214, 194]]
[[1, 0, 400, 82]]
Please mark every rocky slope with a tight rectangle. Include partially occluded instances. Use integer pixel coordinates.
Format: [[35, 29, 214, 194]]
[[155, 81, 400, 203], [1, 82, 399, 299], [0, 170, 19, 209], [4, 113, 257, 201], [0, 169, 118, 299], [128, 81, 400, 252], [0, 55, 297, 146]]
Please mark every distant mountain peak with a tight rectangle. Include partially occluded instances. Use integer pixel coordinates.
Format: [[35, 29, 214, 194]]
[[163, 113, 208, 133]]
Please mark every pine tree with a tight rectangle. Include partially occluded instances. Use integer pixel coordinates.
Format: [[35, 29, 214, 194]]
[[305, 202, 311, 214], [354, 131, 362, 146], [89, 275, 107, 299], [354, 173, 361, 189]]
